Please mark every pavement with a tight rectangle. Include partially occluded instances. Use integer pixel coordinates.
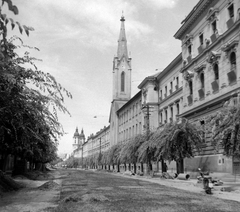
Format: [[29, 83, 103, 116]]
[[107, 170, 240, 203]]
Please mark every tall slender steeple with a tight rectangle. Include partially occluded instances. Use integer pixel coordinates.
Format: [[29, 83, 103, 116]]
[[117, 15, 128, 59], [109, 14, 132, 147], [112, 14, 131, 100]]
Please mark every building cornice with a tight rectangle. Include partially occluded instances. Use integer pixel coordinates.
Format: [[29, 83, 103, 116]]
[[180, 88, 240, 118], [159, 87, 183, 106], [174, 0, 212, 40], [117, 90, 142, 114], [156, 53, 182, 81], [138, 74, 158, 89]]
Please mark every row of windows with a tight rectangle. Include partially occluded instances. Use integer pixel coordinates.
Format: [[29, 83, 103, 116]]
[[119, 122, 142, 142], [185, 2, 238, 60], [160, 76, 179, 100], [119, 100, 142, 125], [187, 51, 237, 105], [159, 103, 180, 124]]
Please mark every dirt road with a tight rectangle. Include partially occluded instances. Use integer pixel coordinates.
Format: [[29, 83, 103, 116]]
[[56, 169, 240, 212], [1, 169, 240, 212]]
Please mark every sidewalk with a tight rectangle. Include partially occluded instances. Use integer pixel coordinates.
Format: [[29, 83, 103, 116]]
[[109, 171, 240, 203]]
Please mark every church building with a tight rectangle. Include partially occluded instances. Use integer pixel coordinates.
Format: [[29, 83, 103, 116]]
[[109, 15, 132, 146], [72, 127, 85, 158]]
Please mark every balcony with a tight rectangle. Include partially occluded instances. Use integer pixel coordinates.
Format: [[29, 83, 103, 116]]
[[198, 45, 204, 54], [226, 18, 234, 29], [210, 33, 217, 43], [175, 84, 179, 90], [187, 95, 193, 105], [198, 88, 205, 100], [227, 69, 237, 84], [187, 55, 192, 63], [211, 80, 219, 92]]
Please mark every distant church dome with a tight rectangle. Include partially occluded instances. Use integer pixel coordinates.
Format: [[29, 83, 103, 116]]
[[73, 127, 80, 137]]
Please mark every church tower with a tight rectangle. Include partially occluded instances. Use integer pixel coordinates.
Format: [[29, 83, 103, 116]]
[[72, 127, 85, 151], [112, 15, 132, 100], [109, 15, 132, 146]]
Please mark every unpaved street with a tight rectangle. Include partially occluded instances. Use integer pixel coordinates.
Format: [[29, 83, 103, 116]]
[[1, 169, 240, 212], [55, 169, 240, 212]]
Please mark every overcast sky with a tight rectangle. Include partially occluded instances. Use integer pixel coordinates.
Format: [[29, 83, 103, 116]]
[[5, 0, 199, 154]]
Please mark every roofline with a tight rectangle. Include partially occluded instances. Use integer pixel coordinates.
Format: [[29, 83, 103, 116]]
[[156, 53, 182, 80], [117, 91, 142, 113], [138, 72, 159, 89], [174, 0, 212, 40]]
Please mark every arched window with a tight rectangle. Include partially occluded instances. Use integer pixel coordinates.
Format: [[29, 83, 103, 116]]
[[200, 72, 205, 88], [189, 80, 193, 95], [213, 64, 219, 80], [121, 71, 125, 92], [230, 52, 236, 70]]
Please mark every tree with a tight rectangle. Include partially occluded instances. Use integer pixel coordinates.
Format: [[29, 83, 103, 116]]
[[107, 143, 122, 171], [206, 96, 240, 158], [0, 1, 72, 173], [158, 119, 203, 163], [139, 119, 203, 173]]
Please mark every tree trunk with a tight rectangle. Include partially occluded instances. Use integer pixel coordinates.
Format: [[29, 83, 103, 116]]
[[0, 154, 8, 172], [133, 163, 137, 174], [146, 148, 152, 175]]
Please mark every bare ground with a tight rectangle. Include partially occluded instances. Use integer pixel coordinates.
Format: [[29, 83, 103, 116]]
[[0, 169, 240, 212]]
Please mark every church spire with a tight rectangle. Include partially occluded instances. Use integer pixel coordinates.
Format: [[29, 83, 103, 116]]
[[117, 14, 128, 59]]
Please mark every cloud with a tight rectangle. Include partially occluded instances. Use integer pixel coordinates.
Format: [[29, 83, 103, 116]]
[[10, 0, 153, 51], [143, 0, 179, 9]]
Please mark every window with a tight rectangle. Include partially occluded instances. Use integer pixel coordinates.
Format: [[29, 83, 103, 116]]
[[160, 112, 163, 124], [188, 45, 192, 56], [211, 20, 217, 34], [160, 90, 162, 99], [165, 86, 167, 97], [165, 110, 168, 123], [200, 73, 205, 89], [170, 107, 173, 121], [213, 64, 219, 80], [121, 71, 125, 92], [199, 33, 204, 45], [176, 77, 179, 89], [189, 80, 193, 95], [228, 3, 234, 18], [230, 52, 236, 70], [176, 103, 180, 115], [170, 82, 173, 93]]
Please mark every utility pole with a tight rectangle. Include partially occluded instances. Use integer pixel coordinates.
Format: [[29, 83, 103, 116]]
[[98, 137, 102, 169], [81, 145, 83, 169], [142, 103, 151, 175]]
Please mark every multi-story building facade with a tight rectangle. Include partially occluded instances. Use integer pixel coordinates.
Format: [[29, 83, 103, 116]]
[[80, 0, 240, 177], [138, 54, 183, 173], [117, 91, 142, 143], [83, 125, 110, 158], [173, 0, 240, 175]]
